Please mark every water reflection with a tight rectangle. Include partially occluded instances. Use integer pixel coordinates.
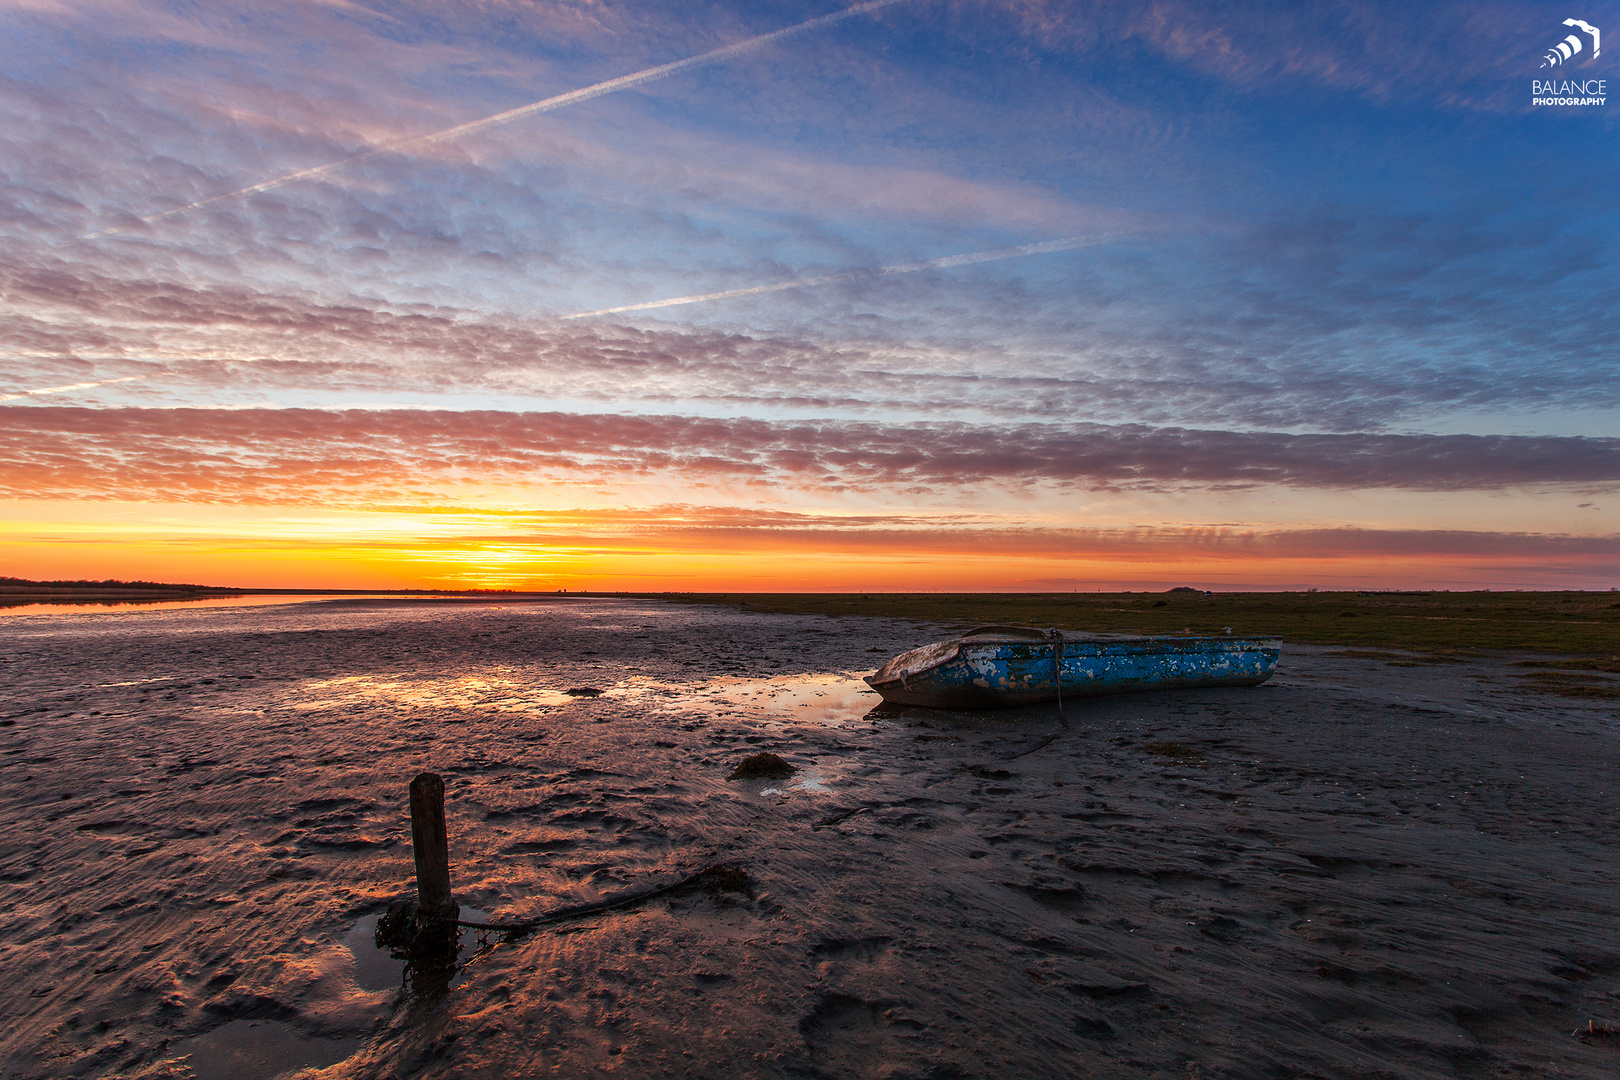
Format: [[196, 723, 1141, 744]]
[[174, 1020, 361, 1080], [0, 593, 401, 618], [761, 769, 828, 795], [626, 671, 881, 726], [295, 666, 1057, 729], [290, 669, 885, 725], [343, 914, 404, 992], [298, 673, 582, 713], [345, 908, 492, 993]]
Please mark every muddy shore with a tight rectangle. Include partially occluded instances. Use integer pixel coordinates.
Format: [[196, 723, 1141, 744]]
[[1, 598, 1617, 1079]]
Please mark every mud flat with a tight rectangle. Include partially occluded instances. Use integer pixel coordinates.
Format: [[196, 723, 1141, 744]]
[[1, 598, 1617, 1079]]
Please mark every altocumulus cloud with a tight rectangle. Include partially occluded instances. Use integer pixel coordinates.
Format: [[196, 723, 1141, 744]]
[[6, 256, 1617, 435], [2, 407, 1617, 504]]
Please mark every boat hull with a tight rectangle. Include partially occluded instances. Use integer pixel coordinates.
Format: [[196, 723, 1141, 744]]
[[864, 635, 1280, 709]]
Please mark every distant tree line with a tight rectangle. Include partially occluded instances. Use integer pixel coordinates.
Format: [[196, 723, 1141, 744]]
[[0, 576, 234, 591]]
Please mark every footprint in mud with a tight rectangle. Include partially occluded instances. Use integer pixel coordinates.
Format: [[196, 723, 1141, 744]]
[[799, 993, 928, 1079]]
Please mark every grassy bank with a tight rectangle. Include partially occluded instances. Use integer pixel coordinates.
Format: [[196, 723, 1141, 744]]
[[648, 591, 1620, 656]]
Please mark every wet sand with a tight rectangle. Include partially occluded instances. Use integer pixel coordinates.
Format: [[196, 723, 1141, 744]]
[[1, 598, 1617, 1079]]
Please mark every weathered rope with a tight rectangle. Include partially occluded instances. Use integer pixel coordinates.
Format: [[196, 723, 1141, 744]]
[[1047, 627, 1066, 724], [1002, 628, 1070, 760]]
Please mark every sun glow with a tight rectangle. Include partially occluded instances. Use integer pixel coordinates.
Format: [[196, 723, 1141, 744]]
[[3, 495, 1613, 592]]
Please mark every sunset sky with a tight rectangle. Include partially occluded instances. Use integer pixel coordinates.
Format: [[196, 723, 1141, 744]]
[[2, 0, 1616, 590]]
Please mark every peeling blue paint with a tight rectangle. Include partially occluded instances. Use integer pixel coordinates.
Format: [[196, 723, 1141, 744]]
[[866, 633, 1279, 709]]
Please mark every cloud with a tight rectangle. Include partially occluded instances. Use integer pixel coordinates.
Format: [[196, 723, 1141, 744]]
[[4, 240, 1617, 436], [3, 406, 1616, 505], [1003, 0, 1548, 111], [0, 374, 163, 403], [2, 0, 1616, 496], [5, 0, 1613, 444], [85, 0, 911, 237], [421, 506, 1620, 563]]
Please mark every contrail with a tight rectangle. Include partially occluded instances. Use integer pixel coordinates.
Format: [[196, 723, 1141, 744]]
[[560, 235, 1116, 319], [0, 373, 164, 403], [87, 0, 905, 239]]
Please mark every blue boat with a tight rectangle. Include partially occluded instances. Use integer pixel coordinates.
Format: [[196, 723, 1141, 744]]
[[864, 626, 1280, 709]]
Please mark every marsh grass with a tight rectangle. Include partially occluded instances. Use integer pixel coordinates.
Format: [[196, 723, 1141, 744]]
[[1505, 655, 1620, 696], [1512, 674, 1620, 699], [649, 591, 1620, 656], [1511, 657, 1620, 673]]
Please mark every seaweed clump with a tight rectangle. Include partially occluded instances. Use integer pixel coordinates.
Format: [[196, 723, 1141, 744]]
[[728, 753, 796, 780]]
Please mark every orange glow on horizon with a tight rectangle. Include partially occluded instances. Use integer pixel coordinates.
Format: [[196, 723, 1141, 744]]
[[4, 504, 1614, 592]]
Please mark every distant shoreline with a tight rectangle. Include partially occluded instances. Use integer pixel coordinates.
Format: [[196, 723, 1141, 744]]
[[0, 581, 586, 615], [645, 590, 1620, 657], [4, 582, 1617, 656], [0, 577, 563, 601]]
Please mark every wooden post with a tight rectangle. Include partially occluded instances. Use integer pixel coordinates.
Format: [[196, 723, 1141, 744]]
[[409, 772, 456, 918]]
